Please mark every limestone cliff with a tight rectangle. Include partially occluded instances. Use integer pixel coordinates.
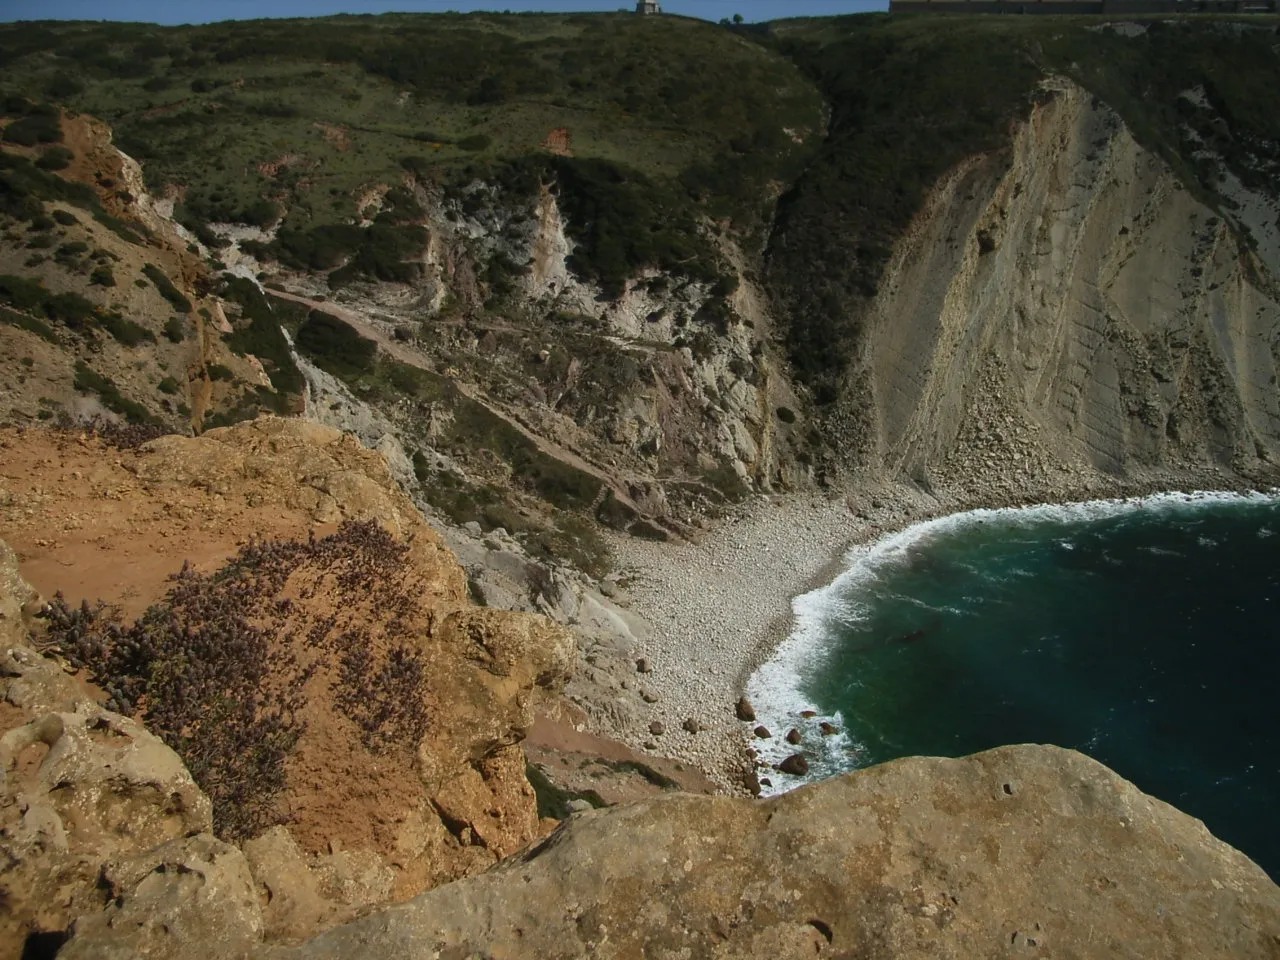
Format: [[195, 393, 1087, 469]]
[[850, 78, 1280, 496]]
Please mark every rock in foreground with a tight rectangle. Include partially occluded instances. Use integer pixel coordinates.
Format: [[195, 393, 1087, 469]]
[[264, 745, 1280, 960]]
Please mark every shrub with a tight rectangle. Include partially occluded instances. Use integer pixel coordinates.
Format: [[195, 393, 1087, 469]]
[[295, 310, 376, 377], [207, 363, 234, 381], [35, 146, 74, 171], [158, 375, 181, 395], [72, 361, 159, 424], [458, 133, 491, 151], [1, 113, 63, 146], [0, 274, 48, 311], [90, 264, 116, 287], [99, 311, 156, 346], [163, 315, 186, 342], [142, 263, 192, 313], [43, 291, 97, 329], [52, 208, 77, 225], [41, 521, 434, 839]]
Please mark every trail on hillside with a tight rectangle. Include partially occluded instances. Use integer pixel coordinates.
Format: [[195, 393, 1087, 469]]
[[265, 288, 660, 526]]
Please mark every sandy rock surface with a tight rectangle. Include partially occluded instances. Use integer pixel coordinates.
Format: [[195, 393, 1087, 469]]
[[263, 744, 1280, 960]]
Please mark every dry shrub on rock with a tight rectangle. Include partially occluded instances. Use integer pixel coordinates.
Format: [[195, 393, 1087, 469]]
[[43, 520, 433, 840]]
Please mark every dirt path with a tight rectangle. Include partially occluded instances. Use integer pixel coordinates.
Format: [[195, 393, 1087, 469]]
[[266, 289, 661, 526]]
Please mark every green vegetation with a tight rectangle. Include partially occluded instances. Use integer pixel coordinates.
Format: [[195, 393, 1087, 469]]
[[525, 761, 607, 820], [0, 303, 57, 342], [216, 274, 304, 403], [0, 13, 821, 295], [141, 262, 191, 312], [295, 309, 377, 378], [0, 272, 155, 345], [72, 360, 160, 424]]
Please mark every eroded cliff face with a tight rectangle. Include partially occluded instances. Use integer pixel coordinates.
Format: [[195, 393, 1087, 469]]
[[855, 78, 1280, 496]]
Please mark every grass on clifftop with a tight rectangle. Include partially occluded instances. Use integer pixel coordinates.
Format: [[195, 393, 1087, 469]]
[[0, 13, 822, 288]]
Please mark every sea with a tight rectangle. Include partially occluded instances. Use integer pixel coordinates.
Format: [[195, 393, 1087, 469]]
[[746, 491, 1280, 879]]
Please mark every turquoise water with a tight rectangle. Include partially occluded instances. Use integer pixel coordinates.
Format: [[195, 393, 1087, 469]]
[[747, 493, 1280, 879]]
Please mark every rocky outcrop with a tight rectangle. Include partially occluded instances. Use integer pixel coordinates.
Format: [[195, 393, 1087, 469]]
[[856, 78, 1280, 495], [264, 744, 1280, 959], [0, 417, 576, 948]]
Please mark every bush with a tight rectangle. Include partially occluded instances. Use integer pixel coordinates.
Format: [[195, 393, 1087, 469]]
[[207, 363, 234, 381], [72, 361, 159, 424], [163, 315, 186, 342], [296, 310, 377, 378], [35, 146, 74, 171], [89, 264, 115, 286], [458, 133, 491, 151], [99, 311, 156, 346], [1, 113, 63, 146], [158, 375, 181, 395], [142, 263, 192, 313], [52, 208, 78, 225]]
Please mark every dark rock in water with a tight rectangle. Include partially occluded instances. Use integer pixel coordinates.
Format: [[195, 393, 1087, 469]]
[[820, 722, 839, 736], [778, 754, 809, 776], [799, 710, 817, 719], [635, 658, 652, 674], [649, 721, 665, 736], [682, 717, 704, 734], [753, 726, 772, 739], [785, 728, 802, 746], [759, 776, 773, 788], [735, 697, 756, 722]]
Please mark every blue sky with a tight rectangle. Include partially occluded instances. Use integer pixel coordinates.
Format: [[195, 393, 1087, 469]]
[[0, 0, 887, 26]]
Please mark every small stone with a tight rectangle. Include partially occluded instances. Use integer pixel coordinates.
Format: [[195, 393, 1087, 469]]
[[462, 521, 483, 537], [753, 726, 772, 739], [735, 697, 756, 722], [642, 691, 659, 704], [785, 728, 802, 746], [649, 721, 665, 736], [778, 754, 809, 776], [742, 768, 762, 797], [636, 658, 652, 674], [820, 722, 839, 736], [682, 717, 703, 734], [643, 741, 658, 750], [566, 799, 594, 814]]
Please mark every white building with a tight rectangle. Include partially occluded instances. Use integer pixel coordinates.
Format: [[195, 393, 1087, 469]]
[[635, 0, 662, 13]]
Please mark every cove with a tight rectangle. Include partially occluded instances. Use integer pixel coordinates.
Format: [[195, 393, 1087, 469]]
[[747, 492, 1280, 879]]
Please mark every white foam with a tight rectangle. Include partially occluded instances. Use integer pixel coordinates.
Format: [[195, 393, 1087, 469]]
[[747, 488, 1280, 796]]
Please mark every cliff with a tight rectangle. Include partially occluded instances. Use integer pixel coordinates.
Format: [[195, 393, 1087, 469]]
[[854, 78, 1280, 495]]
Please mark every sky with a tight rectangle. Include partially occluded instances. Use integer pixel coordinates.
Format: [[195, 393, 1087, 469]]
[[0, 0, 887, 27]]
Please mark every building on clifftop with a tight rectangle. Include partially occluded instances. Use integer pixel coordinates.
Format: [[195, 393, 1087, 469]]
[[635, 0, 662, 13]]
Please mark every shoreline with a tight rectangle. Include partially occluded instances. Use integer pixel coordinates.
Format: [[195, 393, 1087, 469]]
[[604, 467, 1270, 792]]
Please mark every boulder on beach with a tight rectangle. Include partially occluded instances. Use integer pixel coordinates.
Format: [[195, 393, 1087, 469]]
[[682, 717, 705, 734], [648, 721, 665, 736], [735, 697, 756, 722], [635, 658, 652, 674], [778, 754, 810, 776]]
